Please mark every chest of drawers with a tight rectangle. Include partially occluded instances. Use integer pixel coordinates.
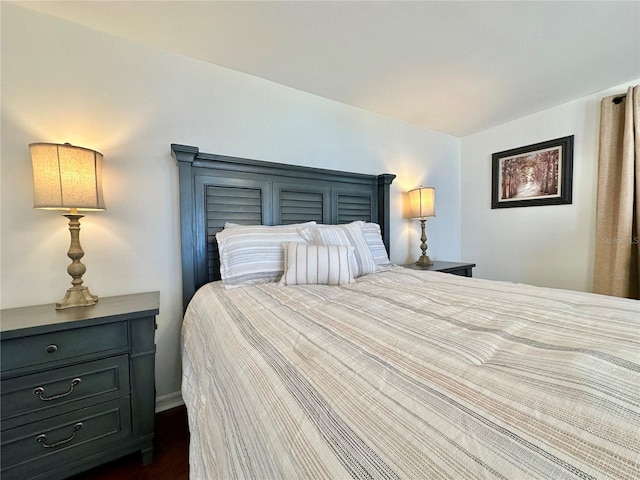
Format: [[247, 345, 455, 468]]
[[1, 292, 159, 480]]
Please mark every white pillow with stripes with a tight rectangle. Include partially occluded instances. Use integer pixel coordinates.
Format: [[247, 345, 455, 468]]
[[298, 221, 378, 277], [360, 222, 391, 266], [216, 222, 315, 288], [279, 243, 355, 286]]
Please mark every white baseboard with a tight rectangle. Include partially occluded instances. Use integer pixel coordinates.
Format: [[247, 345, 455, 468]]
[[156, 390, 184, 413]]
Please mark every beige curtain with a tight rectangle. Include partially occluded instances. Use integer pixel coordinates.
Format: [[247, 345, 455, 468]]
[[593, 85, 640, 299]]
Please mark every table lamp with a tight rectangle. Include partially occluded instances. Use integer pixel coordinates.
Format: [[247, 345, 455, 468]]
[[30, 142, 106, 309], [408, 186, 435, 266]]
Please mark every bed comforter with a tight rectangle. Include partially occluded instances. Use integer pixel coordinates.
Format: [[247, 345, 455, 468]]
[[182, 267, 640, 480]]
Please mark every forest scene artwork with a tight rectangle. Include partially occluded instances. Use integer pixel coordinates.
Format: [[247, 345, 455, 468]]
[[492, 136, 573, 209]]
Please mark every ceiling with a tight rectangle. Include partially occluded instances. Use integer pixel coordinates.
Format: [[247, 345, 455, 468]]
[[14, 1, 640, 137]]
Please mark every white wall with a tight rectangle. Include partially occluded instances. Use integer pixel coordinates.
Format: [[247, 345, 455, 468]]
[[0, 4, 460, 406], [461, 80, 638, 292]]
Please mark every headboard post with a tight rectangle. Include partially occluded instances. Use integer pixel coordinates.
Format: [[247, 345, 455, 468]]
[[172, 144, 200, 312], [377, 174, 396, 255]]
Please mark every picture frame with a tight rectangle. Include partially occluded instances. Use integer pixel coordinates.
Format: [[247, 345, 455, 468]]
[[491, 135, 574, 209]]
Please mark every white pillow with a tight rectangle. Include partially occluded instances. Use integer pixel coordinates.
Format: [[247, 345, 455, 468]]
[[298, 221, 378, 277], [279, 243, 355, 286], [360, 222, 391, 266], [215, 222, 315, 288]]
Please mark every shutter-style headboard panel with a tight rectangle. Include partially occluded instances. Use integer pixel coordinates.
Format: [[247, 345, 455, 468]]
[[172, 144, 396, 310]]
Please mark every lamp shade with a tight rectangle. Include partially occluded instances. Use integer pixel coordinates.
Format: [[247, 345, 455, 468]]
[[408, 186, 435, 219], [30, 143, 105, 211]]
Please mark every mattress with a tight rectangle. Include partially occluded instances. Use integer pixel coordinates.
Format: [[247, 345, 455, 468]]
[[181, 267, 640, 479]]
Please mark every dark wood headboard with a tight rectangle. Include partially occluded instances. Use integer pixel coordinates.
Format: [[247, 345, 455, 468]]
[[172, 144, 396, 311]]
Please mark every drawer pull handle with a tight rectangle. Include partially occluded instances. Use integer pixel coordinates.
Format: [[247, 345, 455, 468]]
[[34, 378, 81, 401], [36, 422, 83, 448], [45, 344, 58, 354]]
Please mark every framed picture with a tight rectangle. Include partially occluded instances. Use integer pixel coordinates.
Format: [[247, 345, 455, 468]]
[[491, 135, 574, 209]]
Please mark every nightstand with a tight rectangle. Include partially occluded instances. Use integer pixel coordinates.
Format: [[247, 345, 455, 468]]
[[0, 292, 159, 480], [402, 261, 476, 277]]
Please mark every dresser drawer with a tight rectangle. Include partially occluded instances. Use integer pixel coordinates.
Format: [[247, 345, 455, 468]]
[[1, 397, 132, 480], [1, 355, 130, 428], [1, 322, 128, 372]]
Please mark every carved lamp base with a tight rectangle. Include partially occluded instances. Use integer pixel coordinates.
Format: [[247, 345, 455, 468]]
[[414, 218, 434, 267], [415, 255, 433, 266], [57, 286, 99, 309], [56, 213, 99, 310]]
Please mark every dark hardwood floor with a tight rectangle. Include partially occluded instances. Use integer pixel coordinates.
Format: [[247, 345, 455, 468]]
[[69, 405, 189, 480]]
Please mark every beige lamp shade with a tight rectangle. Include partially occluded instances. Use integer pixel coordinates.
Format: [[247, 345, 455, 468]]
[[408, 186, 435, 219], [30, 143, 106, 211]]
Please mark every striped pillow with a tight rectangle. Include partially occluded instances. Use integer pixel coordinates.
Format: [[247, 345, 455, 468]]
[[279, 243, 355, 286], [215, 222, 315, 288], [298, 221, 378, 277], [360, 222, 391, 266]]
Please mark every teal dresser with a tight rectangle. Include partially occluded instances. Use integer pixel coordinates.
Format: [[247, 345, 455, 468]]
[[1, 292, 159, 480]]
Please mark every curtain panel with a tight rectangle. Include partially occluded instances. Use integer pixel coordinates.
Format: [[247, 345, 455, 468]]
[[593, 85, 639, 299]]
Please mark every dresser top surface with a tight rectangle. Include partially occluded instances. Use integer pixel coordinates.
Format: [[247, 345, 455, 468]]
[[0, 292, 160, 337], [402, 261, 476, 270]]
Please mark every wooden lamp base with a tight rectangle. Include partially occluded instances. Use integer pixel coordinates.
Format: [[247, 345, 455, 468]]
[[414, 218, 433, 266], [56, 213, 98, 309], [415, 254, 433, 266]]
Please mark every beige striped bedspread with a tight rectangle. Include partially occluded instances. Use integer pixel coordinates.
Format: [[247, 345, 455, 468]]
[[181, 267, 640, 480]]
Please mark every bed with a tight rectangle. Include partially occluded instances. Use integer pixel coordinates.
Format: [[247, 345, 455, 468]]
[[172, 144, 640, 480]]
